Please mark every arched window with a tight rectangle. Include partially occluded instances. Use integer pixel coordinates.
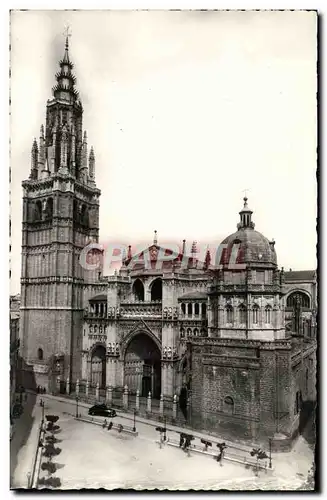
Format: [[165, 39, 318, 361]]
[[80, 204, 89, 227], [187, 328, 192, 337], [180, 328, 185, 338], [223, 396, 234, 414], [35, 200, 42, 221], [202, 303, 207, 317], [187, 303, 192, 317], [73, 200, 79, 223], [265, 306, 272, 324], [37, 348, 43, 361], [194, 303, 199, 316], [286, 292, 310, 309], [181, 303, 186, 315], [151, 278, 162, 301], [194, 328, 199, 336], [226, 305, 233, 324], [252, 304, 259, 324], [133, 279, 144, 301], [44, 198, 53, 220], [239, 304, 247, 324]]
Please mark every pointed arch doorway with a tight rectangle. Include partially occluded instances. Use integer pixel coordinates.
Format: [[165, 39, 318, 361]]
[[124, 333, 161, 399], [90, 345, 106, 388]]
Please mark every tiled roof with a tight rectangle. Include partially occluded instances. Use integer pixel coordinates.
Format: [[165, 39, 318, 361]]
[[284, 270, 316, 282]]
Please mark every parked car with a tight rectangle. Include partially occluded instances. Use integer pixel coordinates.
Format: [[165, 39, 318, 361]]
[[88, 404, 117, 418]]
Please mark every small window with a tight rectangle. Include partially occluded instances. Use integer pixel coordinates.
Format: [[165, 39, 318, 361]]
[[37, 348, 43, 361], [223, 396, 234, 414], [187, 304, 192, 317], [226, 305, 233, 324], [187, 328, 192, 337], [239, 304, 247, 324], [194, 303, 199, 316], [181, 303, 186, 315], [253, 305, 259, 324], [265, 306, 272, 324], [202, 303, 207, 317], [180, 328, 185, 338], [194, 328, 199, 336]]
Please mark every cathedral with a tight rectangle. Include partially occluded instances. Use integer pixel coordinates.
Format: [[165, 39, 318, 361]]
[[20, 37, 317, 446]]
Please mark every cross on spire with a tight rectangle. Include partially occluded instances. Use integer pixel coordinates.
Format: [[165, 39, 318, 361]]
[[63, 25, 72, 51], [242, 188, 249, 199], [63, 25, 72, 39]]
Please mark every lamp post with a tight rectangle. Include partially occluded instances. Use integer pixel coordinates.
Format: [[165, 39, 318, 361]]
[[40, 399, 44, 424], [133, 409, 136, 432], [163, 415, 167, 441], [76, 396, 79, 418], [269, 438, 272, 469]]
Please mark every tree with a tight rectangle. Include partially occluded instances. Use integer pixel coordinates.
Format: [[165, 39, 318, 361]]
[[38, 477, 61, 488], [43, 443, 61, 459], [46, 415, 59, 424], [41, 462, 56, 474]]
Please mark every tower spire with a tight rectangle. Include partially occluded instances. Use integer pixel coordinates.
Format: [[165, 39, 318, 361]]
[[63, 25, 71, 64], [89, 146, 95, 183], [204, 246, 211, 270], [53, 28, 78, 104], [80, 131, 88, 182], [30, 138, 38, 179], [153, 230, 158, 245]]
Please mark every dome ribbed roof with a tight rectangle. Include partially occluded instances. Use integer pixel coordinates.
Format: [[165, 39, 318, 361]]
[[221, 228, 277, 266]]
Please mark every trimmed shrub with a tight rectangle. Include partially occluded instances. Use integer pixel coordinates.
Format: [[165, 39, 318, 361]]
[[45, 415, 59, 424]]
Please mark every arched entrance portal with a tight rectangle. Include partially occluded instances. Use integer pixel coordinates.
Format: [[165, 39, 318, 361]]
[[91, 345, 106, 388], [124, 333, 161, 399]]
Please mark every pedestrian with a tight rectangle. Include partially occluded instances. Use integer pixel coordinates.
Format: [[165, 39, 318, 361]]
[[103, 419, 107, 429], [184, 436, 191, 457], [179, 434, 185, 448]]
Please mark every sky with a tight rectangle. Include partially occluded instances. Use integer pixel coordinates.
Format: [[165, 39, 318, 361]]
[[10, 9, 317, 294]]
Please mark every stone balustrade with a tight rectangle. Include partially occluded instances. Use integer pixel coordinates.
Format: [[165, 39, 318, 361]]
[[119, 302, 162, 318]]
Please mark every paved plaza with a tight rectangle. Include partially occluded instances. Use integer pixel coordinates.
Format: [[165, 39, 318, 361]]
[[11, 395, 314, 490]]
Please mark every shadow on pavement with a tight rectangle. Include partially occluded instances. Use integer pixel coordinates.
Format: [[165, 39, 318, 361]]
[[10, 392, 37, 488]]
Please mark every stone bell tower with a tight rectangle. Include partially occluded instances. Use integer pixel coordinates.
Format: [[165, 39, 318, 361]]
[[20, 35, 101, 387]]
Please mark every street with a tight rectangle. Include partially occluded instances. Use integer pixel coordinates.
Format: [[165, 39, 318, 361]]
[[11, 395, 314, 490]]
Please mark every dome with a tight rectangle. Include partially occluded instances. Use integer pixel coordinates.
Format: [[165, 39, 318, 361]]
[[220, 197, 277, 267]]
